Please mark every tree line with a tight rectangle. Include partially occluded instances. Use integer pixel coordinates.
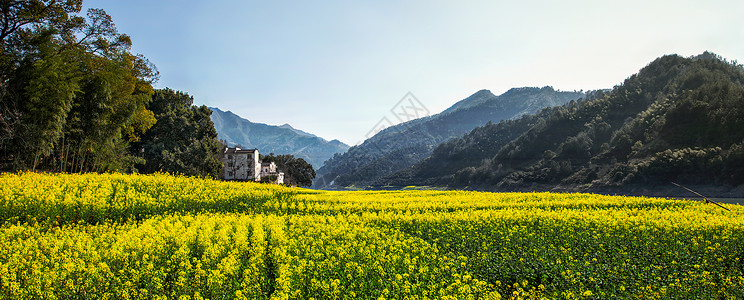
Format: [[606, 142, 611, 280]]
[[0, 1, 315, 185]]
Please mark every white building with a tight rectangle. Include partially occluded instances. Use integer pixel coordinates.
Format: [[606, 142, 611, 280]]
[[260, 162, 284, 184], [222, 147, 261, 181], [261, 161, 276, 175]]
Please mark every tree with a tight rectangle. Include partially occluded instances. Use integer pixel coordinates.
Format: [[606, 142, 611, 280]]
[[0, 1, 84, 44], [0, 2, 158, 172], [135, 88, 222, 178], [262, 154, 316, 187], [6, 29, 79, 169]]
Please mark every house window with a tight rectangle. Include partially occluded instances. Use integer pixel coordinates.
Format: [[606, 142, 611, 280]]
[[228, 162, 233, 167], [228, 155, 233, 159], [228, 171, 234, 177]]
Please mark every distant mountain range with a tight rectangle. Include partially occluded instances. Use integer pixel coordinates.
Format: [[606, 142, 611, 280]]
[[313, 87, 584, 188], [209, 107, 349, 168], [381, 52, 744, 196]]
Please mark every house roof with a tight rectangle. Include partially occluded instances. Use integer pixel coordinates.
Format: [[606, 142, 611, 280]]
[[224, 147, 258, 155]]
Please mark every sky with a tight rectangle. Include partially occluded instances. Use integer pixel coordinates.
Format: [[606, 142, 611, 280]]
[[84, 0, 743, 146]]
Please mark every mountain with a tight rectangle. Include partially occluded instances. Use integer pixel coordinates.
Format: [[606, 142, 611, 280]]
[[382, 52, 744, 194], [313, 87, 584, 188], [279, 123, 316, 138], [209, 107, 349, 168]]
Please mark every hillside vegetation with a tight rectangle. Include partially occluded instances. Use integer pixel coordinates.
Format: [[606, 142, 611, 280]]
[[315, 87, 583, 188], [1, 172, 743, 299], [384, 52, 744, 192]]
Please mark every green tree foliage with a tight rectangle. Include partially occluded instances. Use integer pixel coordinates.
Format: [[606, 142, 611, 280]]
[[262, 153, 316, 187], [389, 53, 744, 189], [135, 89, 222, 178], [0, 1, 158, 172]]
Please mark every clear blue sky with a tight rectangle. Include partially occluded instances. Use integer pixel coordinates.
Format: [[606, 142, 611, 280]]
[[84, 0, 743, 145]]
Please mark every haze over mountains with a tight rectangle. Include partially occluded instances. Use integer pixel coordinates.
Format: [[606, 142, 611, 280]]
[[209, 107, 349, 168], [381, 52, 744, 196], [313, 87, 585, 188], [207, 52, 744, 196]]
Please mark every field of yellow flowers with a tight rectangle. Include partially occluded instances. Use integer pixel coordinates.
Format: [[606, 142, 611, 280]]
[[1, 172, 743, 299]]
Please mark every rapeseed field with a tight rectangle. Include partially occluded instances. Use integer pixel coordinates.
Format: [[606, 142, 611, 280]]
[[1, 172, 742, 299]]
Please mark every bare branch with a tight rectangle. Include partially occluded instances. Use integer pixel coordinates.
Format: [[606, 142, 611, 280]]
[[671, 182, 730, 211]]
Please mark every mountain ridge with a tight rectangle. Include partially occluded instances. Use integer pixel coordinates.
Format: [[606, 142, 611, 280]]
[[380, 52, 744, 194], [209, 107, 349, 168], [313, 86, 584, 188]]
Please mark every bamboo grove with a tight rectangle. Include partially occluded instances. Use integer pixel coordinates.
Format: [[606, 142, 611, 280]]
[[0, 2, 222, 177], [1, 172, 743, 299]]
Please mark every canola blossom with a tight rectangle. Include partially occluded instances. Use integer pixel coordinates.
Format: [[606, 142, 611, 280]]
[[1, 172, 743, 299]]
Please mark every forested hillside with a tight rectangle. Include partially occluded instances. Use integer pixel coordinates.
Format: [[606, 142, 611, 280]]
[[314, 87, 583, 188], [384, 52, 744, 193]]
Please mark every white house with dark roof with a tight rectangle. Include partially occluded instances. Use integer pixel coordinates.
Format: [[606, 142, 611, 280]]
[[222, 147, 261, 181]]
